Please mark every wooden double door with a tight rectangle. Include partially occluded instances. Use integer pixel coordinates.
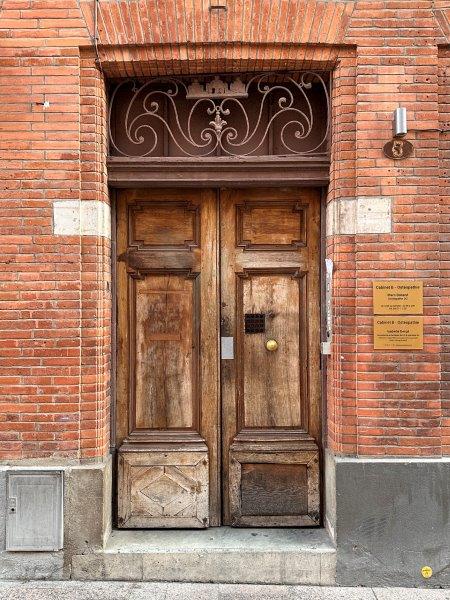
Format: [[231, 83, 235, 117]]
[[116, 187, 321, 528]]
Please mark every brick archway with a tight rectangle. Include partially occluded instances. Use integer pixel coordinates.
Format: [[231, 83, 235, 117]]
[[79, 32, 358, 459]]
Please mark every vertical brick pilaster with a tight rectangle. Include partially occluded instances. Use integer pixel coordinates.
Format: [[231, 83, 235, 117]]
[[79, 52, 110, 459], [327, 50, 358, 454], [344, 0, 442, 456]]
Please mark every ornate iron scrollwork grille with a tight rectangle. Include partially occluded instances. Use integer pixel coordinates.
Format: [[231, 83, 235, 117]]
[[108, 72, 330, 159]]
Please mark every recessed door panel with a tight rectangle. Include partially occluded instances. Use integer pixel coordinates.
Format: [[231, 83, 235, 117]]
[[237, 201, 306, 249], [240, 463, 308, 516], [116, 189, 219, 528], [130, 202, 199, 249], [134, 274, 198, 430], [239, 272, 304, 429]]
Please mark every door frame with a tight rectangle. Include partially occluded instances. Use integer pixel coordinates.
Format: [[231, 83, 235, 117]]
[[107, 156, 330, 188], [109, 178, 329, 528]]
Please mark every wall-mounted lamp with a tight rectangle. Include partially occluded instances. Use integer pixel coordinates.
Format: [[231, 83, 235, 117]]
[[393, 107, 407, 138]]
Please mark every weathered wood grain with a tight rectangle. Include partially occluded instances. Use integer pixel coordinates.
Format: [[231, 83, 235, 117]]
[[116, 186, 321, 529], [221, 187, 321, 527], [116, 188, 220, 528]]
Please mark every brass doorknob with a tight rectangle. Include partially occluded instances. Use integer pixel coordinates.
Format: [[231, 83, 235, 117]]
[[265, 339, 278, 352]]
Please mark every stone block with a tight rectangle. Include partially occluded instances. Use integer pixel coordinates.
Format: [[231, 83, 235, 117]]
[[141, 550, 324, 584], [102, 553, 144, 581], [326, 196, 392, 236], [53, 200, 111, 238], [64, 456, 112, 557], [320, 551, 337, 586], [72, 553, 144, 582], [71, 554, 105, 581], [356, 196, 392, 234], [0, 551, 66, 580]]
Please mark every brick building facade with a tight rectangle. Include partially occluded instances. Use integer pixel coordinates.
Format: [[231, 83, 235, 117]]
[[0, 0, 449, 587]]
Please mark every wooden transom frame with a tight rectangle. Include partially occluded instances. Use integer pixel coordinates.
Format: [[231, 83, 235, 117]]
[[107, 155, 330, 187]]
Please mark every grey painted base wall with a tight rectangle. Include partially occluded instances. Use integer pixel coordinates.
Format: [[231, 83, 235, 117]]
[[0, 456, 112, 580], [1, 452, 449, 587], [325, 450, 450, 588]]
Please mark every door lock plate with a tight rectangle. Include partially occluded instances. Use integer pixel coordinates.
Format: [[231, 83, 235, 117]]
[[221, 337, 234, 359]]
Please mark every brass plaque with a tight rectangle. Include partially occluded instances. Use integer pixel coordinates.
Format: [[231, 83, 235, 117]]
[[373, 281, 423, 315], [373, 317, 423, 350]]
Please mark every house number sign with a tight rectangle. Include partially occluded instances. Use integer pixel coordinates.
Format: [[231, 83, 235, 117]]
[[383, 138, 413, 160], [373, 280, 423, 350]]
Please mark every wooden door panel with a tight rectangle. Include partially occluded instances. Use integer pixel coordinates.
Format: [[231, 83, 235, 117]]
[[116, 189, 219, 528], [241, 463, 308, 515], [134, 274, 197, 430], [221, 188, 321, 527], [229, 450, 320, 527], [239, 271, 304, 429], [130, 202, 199, 249], [236, 201, 306, 249], [118, 450, 209, 529]]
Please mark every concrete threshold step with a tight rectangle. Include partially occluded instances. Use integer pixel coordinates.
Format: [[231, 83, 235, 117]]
[[72, 527, 336, 585]]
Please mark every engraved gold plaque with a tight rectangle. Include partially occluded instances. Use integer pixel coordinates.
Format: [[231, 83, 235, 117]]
[[373, 280, 423, 315], [373, 317, 423, 350]]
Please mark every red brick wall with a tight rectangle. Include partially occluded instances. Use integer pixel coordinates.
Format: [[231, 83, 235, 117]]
[[0, 0, 448, 460], [343, 1, 444, 455], [0, 0, 101, 460]]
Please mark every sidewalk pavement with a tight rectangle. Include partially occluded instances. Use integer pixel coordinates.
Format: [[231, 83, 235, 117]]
[[0, 582, 448, 600]]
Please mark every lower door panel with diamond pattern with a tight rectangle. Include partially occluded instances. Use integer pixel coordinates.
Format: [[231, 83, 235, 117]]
[[118, 448, 209, 528]]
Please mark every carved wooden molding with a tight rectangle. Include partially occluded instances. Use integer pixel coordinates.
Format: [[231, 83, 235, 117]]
[[118, 251, 199, 280], [107, 155, 330, 187]]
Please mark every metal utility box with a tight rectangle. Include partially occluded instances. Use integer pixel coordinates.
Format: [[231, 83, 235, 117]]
[[6, 470, 63, 551]]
